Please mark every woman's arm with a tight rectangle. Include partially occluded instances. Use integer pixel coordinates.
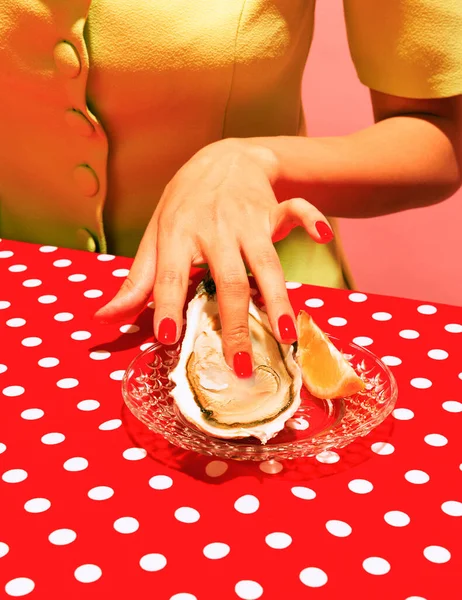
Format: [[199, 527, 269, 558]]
[[243, 92, 462, 218]]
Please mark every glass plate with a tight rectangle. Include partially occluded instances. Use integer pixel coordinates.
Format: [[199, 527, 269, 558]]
[[122, 338, 398, 461]]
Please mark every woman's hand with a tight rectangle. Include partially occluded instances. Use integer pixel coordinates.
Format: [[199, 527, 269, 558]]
[[94, 138, 333, 377]]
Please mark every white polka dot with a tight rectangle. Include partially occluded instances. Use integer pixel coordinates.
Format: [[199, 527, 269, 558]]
[[405, 470, 430, 484], [84, 289, 103, 298], [21, 337, 42, 347], [123, 447, 147, 461], [22, 279, 42, 288], [0, 542, 9, 558], [348, 479, 373, 494], [405, 597, 427, 600], [112, 268, 129, 277], [265, 532, 292, 549], [2, 469, 28, 483], [286, 416, 309, 430], [71, 330, 91, 341], [399, 329, 420, 339], [291, 486, 316, 500], [74, 564, 102, 583], [174, 507, 200, 523], [234, 495, 260, 514], [459, 373, 462, 381], [97, 254, 115, 261], [63, 457, 88, 472], [68, 273, 87, 282], [113, 517, 139, 534], [139, 553, 167, 571], [38, 357, 59, 368], [77, 399, 100, 411], [372, 312, 392, 321], [147, 301, 155, 309], [0, 364, 6, 374], [363, 557, 391, 575], [424, 433, 448, 447], [203, 542, 231, 559], [54, 312, 74, 322], [441, 501, 462, 517], [418, 304, 437, 315], [9, 264, 27, 273], [316, 450, 340, 464], [445, 323, 462, 333], [48, 529, 77, 545], [348, 292, 368, 302], [325, 520, 352, 537], [0, 250, 13, 258], [119, 324, 140, 334], [371, 442, 395, 456], [169, 595, 197, 600], [140, 342, 155, 351], [3, 385, 25, 397], [41, 432, 65, 445], [353, 336, 373, 347], [423, 546, 451, 564], [299, 567, 328, 588], [57, 378, 79, 389], [393, 408, 414, 420], [89, 350, 111, 361], [0, 443, 6, 454], [428, 349, 448, 360], [88, 486, 114, 501], [99, 419, 122, 430], [24, 498, 51, 513], [328, 317, 347, 327], [110, 370, 125, 381], [410, 378, 432, 389], [39, 246, 57, 253], [6, 318, 26, 328], [259, 460, 283, 474], [381, 356, 402, 366], [205, 461, 228, 478], [384, 511, 410, 527], [5, 577, 35, 596], [38, 294, 57, 304], [285, 281, 302, 289], [0, 300, 11, 309], [53, 259, 72, 268], [305, 298, 324, 308], [235, 580, 263, 600], [20, 408, 43, 420], [442, 400, 462, 413]]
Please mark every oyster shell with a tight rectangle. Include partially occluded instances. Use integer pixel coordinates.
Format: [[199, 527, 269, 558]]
[[169, 280, 302, 444]]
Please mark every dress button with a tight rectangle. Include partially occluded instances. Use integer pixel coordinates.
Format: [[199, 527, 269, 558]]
[[76, 228, 98, 252], [73, 165, 100, 197], [53, 41, 81, 78], [65, 109, 95, 137]]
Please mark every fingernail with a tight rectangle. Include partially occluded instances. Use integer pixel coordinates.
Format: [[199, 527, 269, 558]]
[[233, 352, 253, 379], [278, 314, 297, 342], [157, 318, 177, 345], [315, 221, 334, 243]]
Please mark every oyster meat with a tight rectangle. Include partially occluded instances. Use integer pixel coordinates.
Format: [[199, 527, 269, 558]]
[[169, 280, 302, 443]]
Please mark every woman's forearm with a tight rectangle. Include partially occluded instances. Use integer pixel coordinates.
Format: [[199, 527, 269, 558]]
[[243, 114, 461, 218]]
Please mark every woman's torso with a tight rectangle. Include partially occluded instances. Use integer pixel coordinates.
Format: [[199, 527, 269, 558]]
[[0, 0, 348, 288]]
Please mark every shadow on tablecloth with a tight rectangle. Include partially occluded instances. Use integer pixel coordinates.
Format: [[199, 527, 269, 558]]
[[121, 402, 395, 485]]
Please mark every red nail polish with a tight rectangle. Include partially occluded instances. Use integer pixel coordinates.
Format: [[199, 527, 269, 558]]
[[315, 221, 334, 243], [233, 352, 253, 379], [158, 318, 177, 345], [278, 314, 297, 342]]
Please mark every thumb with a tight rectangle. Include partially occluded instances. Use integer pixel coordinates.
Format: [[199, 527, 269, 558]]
[[94, 221, 157, 324], [271, 198, 334, 244]]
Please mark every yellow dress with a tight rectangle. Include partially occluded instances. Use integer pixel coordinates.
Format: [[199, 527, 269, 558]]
[[0, 1, 461, 286]]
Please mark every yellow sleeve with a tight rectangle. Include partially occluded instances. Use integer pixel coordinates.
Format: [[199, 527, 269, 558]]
[[343, 0, 462, 98]]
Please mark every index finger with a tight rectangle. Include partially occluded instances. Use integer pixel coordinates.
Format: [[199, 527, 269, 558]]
[[206, 242, 253, 379]]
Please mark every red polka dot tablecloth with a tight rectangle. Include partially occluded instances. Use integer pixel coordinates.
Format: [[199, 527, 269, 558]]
[[1, 239, 461, 600]]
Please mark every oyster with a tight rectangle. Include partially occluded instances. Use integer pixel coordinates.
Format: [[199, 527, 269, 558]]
[[169, 279, 302, 443]]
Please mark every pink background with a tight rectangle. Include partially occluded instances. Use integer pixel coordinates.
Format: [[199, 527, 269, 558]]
[[302, 2, 462, 306]]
